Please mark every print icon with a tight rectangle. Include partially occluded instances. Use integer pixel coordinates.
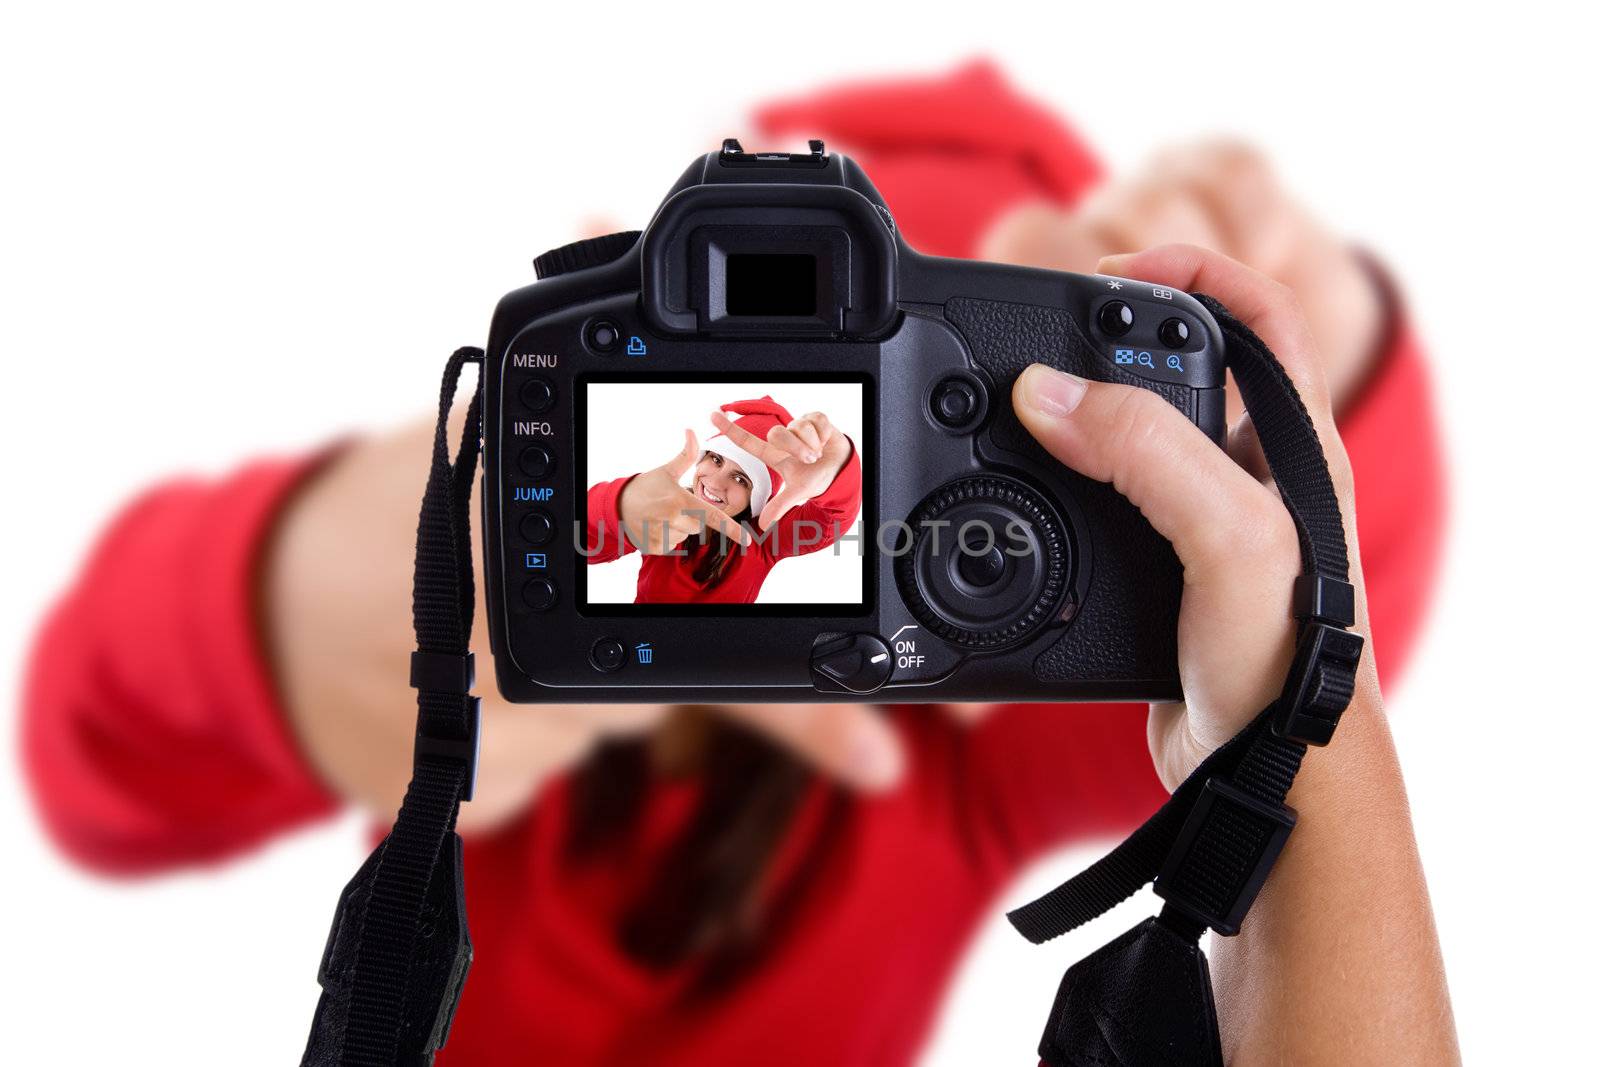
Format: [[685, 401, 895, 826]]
[[626, 336, 648, 356]]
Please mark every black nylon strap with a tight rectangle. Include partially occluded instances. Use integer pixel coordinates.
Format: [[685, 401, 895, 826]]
[[1009, 296, 1359, 947], [302, 347, 483, 1067]]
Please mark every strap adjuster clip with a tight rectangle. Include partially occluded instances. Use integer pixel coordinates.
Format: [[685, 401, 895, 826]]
[[1273, 622, 1364, 746], [414, 697, 481, 802], [410, 650, 475, 694], [1154, 777, 1297, 936]]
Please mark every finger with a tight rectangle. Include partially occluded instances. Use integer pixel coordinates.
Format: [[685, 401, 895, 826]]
[[710, 410, 781, 465], [787, 418, 824, 457], [668, 490, 751, 546], [1225, 412, 1272, 483], [1098, 244, 1329, 418], [1156, 140, 1295, 272], [716, 703, 904, 792], [1096, 244, 1353, 494], [1012, 364, 1294, 578], [1076, 178, 1224, 259], [755, 485, 807, 532], [664, 428, 699, 480], [978, 200, 1110, 272], [766, 424, 816, 463]]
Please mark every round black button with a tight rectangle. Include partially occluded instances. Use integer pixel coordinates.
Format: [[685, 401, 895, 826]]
[[520, 509, 555, 545], [957, 542, 1008, 588], [586, 320, 621, 354], [520, 377, 556, 413], [933, 379, 976, 425], [1098, 300, 1135, 337], [518, 445, 555, 480], [929, 374, 987, 431], [1158, 317, 1190, 349], [590, 637, 626, 673], [522, 578, 557, 611]]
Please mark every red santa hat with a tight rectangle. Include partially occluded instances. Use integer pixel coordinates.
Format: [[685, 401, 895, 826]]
[[702, 396, 793, 518]]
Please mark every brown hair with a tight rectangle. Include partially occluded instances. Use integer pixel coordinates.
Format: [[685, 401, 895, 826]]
[[683, 504, 751, 590], [565, 708, 849, 997]]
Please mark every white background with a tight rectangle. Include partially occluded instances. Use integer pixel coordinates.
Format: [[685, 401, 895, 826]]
[[583, 380, 865, 604], [2, 2, 1597, 1063]]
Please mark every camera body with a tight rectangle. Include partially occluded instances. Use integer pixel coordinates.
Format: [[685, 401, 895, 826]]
[[481, 141, 1226, 703]]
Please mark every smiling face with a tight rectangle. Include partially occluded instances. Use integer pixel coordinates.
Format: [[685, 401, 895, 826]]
[[691, 451, 753, 518]]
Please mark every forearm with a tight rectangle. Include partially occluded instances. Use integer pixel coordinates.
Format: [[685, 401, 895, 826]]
[[1211, 695, 1459, 1065], [264, 423, 596, 833]]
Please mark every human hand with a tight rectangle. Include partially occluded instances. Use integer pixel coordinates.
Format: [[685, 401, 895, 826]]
[[1011, 244, 1374, 790], [708, 409, 852, 530], [981, 140, 1385, 412], [616, 429, 752, 553]]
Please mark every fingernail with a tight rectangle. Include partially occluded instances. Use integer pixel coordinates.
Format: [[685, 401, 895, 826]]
[[1098, 253, 1134, 273], [1019, 365, 1088, 417], [848, 727, 904, 792]]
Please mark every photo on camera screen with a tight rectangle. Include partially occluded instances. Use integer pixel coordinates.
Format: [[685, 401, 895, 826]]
[[580, 379, 867, 608]]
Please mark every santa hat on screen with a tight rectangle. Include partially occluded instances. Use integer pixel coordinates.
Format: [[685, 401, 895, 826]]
[[703, 396, 793, 518]]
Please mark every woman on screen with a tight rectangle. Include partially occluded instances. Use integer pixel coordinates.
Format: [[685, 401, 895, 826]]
[[584, 396, 862, 603]]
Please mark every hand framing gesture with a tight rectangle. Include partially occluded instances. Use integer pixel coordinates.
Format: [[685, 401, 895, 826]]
[[616, 429, 752, 554], [709, 409, 852, 530]]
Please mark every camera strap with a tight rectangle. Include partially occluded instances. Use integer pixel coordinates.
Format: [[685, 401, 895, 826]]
[[299, 297, 1361, 1066], [301, 346, 485, 1067], [1006, 296, 1365, 1067]]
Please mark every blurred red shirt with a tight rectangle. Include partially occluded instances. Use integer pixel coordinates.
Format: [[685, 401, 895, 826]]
[[21, 60, 1446, 1066]]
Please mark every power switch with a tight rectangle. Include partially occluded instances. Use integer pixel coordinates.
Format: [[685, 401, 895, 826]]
[[810, 633, 894, 695]]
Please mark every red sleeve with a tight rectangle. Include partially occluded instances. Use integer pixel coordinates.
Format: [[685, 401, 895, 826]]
[[764, 439, 863, 559], [584, 475, 637, 564], [20, 455, 339, 875]]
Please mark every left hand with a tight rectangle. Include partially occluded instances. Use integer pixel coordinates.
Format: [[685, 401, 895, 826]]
[[709, 409, 852, 530]]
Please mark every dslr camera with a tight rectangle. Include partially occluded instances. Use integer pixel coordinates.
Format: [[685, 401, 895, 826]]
[[482, 140, 1225, 703]]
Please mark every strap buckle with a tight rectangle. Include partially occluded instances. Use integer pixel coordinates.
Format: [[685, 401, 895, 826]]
[[410, 651, 480, 802], [1272, 621, 1365, 746], [1153, 777, 1297, 936]]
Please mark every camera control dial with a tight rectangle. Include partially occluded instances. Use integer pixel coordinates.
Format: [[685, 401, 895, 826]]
[[533, 230, 642, 280], [894, 476, 1072, 652]]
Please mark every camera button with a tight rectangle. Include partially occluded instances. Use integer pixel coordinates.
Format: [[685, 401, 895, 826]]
[[810, 633, 894, 695], [518, 445, 556, 480], [1158, 317, 1190, 348], [586, 319, 622, 355], [1098, 300, 1135, 337], [520, 509, 555, 546], [520, 377, 556, 413], [522, 578, 558, 612], [589, 637, 626, 673]]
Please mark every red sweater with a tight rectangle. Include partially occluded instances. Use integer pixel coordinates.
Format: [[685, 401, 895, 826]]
[[20, 61, 1447, 1066], [584, 442, 863, 603]]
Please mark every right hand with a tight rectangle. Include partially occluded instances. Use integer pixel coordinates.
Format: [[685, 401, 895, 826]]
[[616, 429, 750, 553]]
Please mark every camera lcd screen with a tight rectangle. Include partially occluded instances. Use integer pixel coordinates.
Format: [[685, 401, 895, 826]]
[[579, 378, 869, 611], [725, 254, 817, 316]]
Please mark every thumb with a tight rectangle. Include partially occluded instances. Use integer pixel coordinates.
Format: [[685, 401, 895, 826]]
[[755, 485, 805, 531], [1011, 364, 1292, 579], [664, 429, 698, 480]]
